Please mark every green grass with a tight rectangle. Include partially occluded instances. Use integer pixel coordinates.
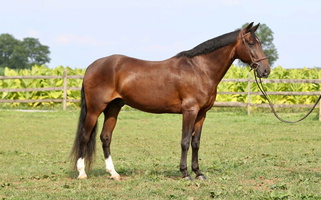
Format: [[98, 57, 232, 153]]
[[1, 109, 321, 199]]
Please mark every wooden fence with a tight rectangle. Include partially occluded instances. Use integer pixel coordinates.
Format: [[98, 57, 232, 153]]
[[0, 70, 82, 110], [1, 70, 321, 120], [217, 78, 321, 114]]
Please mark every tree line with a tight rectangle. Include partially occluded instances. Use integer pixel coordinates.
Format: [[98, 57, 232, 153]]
[[0, 34, 50, 71]]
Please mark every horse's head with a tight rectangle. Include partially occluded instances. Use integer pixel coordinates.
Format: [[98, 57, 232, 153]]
[[236, 22, 271, 78]]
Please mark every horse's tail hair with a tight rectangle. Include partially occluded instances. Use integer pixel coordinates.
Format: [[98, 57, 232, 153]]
[[70, 83, 98, 170]]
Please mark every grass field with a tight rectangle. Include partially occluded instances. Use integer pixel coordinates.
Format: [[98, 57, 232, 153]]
[[1, 108, 321, 199]]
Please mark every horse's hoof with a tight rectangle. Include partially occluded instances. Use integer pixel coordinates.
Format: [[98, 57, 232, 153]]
[[77, 175, 88, 180], [196, 174, 207, 180], [110, 174, 121, 181], [183, 176, 193, 181]]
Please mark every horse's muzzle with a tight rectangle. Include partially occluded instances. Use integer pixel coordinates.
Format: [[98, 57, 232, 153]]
[[256, 66, 270, 78]]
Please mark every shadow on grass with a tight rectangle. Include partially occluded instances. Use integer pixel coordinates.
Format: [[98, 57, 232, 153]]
[[66, 167, 183, 180], [66, 168, 107, 179]]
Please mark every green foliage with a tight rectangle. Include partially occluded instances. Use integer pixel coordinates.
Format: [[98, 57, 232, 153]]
[[217, 65, 321, 105], [0, 66, 4, 76], [0, 65, 320, 109], [0, 33, 50, 69], [0, 65, 85, 108]]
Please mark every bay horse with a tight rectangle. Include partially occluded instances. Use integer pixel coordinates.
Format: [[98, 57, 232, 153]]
[[71, 22, 270, 180]]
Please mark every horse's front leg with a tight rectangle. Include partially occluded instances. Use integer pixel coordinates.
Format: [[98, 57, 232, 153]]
[[180, 108, 198, 180], [191, 112, 207, 180]]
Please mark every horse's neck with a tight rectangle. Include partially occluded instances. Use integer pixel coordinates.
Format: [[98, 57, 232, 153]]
[[200, 44, 236, 83]]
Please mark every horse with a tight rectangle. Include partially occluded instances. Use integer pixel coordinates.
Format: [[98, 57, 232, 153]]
[[71, 22, 270, 181]]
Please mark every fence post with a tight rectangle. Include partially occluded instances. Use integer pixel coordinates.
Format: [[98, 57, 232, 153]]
[[247, 72, 251, 115], [63, 68, 67, 110]]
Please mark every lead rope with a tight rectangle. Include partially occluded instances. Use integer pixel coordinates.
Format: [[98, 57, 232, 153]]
[[253, 70, 321, 123]]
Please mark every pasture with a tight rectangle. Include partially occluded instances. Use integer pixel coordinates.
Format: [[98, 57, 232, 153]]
[[1, 109, 321, 199]]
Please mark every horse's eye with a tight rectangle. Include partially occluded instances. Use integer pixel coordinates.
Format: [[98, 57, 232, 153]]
[[248, 42, 254, 47]]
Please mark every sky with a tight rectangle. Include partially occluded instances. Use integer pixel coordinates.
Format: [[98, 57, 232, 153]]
[[1, 0, 321, 69]]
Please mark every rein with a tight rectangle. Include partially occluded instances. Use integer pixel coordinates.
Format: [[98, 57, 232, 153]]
[[241, 32, 320, 123], [253, 70, 321, 123]]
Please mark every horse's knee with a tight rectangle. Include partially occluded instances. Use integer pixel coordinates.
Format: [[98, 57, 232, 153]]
[[181, 141, 190, 151], [191, 140, 200, 149]]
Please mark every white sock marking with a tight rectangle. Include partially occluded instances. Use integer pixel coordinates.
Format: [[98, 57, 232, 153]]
[[105, 156, 119, 177], [77, 158, 87, 179]]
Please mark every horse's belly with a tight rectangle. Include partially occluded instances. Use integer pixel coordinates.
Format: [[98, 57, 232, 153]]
[[122, 92, 182, 114], [117, 73, 183, 113]]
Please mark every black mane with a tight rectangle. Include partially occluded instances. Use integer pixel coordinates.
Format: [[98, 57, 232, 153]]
[[176, 30, 240, 58]]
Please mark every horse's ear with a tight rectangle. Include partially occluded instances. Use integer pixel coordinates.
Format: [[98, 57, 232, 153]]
[[250, 23, 260, 32], [245, 22, 254, 33]]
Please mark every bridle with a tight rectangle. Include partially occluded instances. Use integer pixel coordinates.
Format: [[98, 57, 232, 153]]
[[241, 32, 321, 123], [241, 32, 268, 71]]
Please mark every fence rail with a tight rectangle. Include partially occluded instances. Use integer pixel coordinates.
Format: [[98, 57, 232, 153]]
[[1, 70, 321, 120]]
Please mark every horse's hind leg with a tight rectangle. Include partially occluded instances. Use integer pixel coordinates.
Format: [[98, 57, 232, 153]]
[[100, 99, 123, 180], [76, 111, 100, 179]]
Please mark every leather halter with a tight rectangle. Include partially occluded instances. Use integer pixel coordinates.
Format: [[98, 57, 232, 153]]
[[241, 32, 268, 70]]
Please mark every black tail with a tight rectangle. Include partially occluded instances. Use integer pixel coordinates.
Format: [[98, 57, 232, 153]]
[[70, 84, 98, 170]]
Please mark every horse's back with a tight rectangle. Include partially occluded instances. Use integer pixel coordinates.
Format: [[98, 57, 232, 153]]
[[86, 54, 125, 73], [84, 54, 134, 85]]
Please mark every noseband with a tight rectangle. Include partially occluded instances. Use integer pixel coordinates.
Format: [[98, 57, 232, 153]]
[[241, 33, 268, 71]]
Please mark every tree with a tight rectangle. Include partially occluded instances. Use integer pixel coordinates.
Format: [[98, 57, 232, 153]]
[[239, 23, 279, 66], [0, 34, 50, 69]]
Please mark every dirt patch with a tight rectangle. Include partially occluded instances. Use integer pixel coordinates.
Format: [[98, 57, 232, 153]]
[[241, 176, 280, 191]]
